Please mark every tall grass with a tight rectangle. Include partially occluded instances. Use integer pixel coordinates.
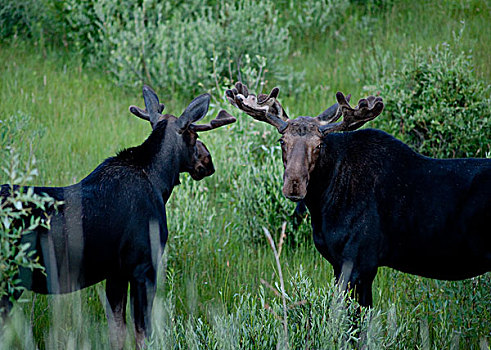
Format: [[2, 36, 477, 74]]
[[0, 0, 490, 348]]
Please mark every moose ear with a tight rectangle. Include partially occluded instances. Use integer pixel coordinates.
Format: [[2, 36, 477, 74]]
[[177, 94, 211, 132]]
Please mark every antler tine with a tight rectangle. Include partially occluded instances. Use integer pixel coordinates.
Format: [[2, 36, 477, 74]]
[[336, 91, 353, 110], [236, 82, 249, 97], [129, 103, 165, 122], [257, 87, 280, 104], [129, 105, 150, 121], [225, 89, 238, 108], [319, 92, 384, 133], [225, 82, 288, 132], [190, 110, 236, 132]]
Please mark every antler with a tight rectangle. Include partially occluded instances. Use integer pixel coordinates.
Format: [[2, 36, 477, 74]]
[[319, 92, 384, 133], [189, 110, 236, 132], [129, 85, 166, 128], [226, 82, 289, 132]]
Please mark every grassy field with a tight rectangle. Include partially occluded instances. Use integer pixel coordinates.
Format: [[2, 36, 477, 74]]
[[1, 0, 490, 349]]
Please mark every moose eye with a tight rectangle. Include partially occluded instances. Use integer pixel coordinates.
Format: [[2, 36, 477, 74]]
[[315, 144, 323, 150], [278, 139, 285, 146]]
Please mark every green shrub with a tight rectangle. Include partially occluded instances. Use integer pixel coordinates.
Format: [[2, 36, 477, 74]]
[[0, 0, 65, 43], [0, 113, 55, 318], [63, 0, 295, 98], [368, 43, 491, 158], [202, 114, 312, 246], [0, 149, 56, 317]]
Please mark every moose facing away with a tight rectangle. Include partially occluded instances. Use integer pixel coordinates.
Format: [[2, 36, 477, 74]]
[[1, 85, 236, 349], [226, 82, 491, 307]]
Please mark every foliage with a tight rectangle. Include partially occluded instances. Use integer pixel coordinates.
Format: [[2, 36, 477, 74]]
[[0, 113, 56, 318], [367, 44, 490, 158], [62, 0, 294, 97], [0, 149, 56, 317], [0, 0, 65, 43], [1, 0, 296, 97]]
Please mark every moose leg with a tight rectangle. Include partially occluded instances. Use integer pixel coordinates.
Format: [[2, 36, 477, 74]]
[[291, 201, 308, 230], [356, 273, 376, 307], [0, 295, 13, 321], [105, 277, 128, 350], [130, 267, 156, 349], [1, 289, 23, 322], [334, 259, 377, 307], [349, 267, 377, 308]]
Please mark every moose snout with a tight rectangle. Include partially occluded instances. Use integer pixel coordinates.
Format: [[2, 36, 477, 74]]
[[199, 163, 215, 177], [282, 176, 308, 202], [191, 162, 215, 180]]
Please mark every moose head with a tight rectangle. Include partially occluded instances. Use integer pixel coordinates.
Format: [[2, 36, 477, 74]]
[[226, 82, 384, 201], [130, 85, 236, 181]]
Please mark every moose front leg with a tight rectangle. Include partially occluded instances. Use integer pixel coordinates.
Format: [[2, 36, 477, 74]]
[[351, 270, 377, 307], [130, 267, 156, 349], [333, 258, 377, 307], [105, 277, 129, 350]]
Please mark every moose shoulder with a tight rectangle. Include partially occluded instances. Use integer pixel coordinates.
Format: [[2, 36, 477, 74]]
[[227, 82, 491, 307], [1, 85, 235, 349]]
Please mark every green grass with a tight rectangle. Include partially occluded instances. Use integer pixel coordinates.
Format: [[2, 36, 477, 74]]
[[1, 0, 490, 348]]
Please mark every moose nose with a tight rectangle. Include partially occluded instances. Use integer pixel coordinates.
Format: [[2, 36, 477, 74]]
[[205, 165, 215, 176], [282, 176, 307, 202], [194, 164, 214, 180]]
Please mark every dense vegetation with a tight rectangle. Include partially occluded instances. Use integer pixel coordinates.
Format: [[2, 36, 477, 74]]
[[0, 0, 490, 348]]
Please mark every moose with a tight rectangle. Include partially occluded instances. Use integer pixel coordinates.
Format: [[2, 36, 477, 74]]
[[1, 85, 236, 348], [226, 82, 491, 307]]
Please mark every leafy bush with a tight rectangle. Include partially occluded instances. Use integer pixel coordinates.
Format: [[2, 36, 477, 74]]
[[0, 114, 54, 318], [0, 149, 56, 317], [1, 0, 298, 97], [0, 0, 42, 39], [63, 0, 294, 97], [0, 0, 65, 43], [368, 43, 491, 158]]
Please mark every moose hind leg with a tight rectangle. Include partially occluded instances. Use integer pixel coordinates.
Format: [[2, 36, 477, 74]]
[[130, 267, 156, 349], [1, 289, 23, 322], [1, 295, 13, 321], [105, 277, 129, 350]]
